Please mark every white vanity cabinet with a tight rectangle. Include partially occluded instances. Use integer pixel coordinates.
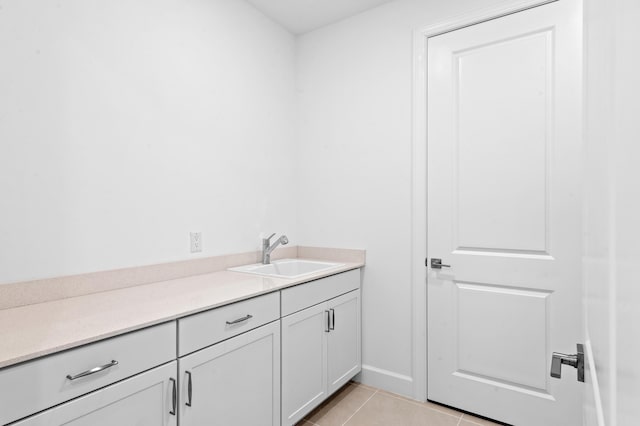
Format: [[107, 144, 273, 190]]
[[1, 265, 363, 426], [178, 293, 281, 426], [281, 270, 361, 426], [12, 362, 178, 426]]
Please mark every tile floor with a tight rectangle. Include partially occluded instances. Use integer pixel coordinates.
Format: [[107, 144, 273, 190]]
[[296, 382, 502, 426]]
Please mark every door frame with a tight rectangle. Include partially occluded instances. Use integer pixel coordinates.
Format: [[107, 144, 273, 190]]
[[410, 0, 559, 402]]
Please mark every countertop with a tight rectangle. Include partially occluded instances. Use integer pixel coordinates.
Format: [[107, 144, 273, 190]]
[[0, 260, 363, 369]]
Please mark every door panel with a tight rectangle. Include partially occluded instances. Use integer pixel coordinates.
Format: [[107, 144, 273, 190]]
[[281, 302, 328, 426], [455, 30, 550, 253], [327, 290, 361, 395], [427, 1, 582, 425], [456, 283, 550, 390]]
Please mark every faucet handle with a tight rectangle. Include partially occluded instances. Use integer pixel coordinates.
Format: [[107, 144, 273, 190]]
[[265, 233, 276, 242]]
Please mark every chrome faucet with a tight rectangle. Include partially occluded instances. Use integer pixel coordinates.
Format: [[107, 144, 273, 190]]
[[262, 233, 289, 264]]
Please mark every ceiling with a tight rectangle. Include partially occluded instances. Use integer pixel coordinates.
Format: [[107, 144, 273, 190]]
[[245, 0, 395, 35]]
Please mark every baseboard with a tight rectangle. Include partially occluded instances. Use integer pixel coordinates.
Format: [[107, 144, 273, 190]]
[[354, 364, 414, 398]]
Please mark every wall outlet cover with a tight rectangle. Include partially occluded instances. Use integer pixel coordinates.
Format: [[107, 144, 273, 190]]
[[190, 232, 202, 253]]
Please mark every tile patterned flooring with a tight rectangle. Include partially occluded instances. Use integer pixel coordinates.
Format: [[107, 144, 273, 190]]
[[297, 382, 501, 426]]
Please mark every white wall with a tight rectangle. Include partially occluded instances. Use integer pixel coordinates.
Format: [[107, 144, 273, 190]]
[[612, 4, 640, 424], [584, 0, 640, 424], [295, 0, 516, 396], [0, 0, 297, 283], [583, 0, 614, 423]]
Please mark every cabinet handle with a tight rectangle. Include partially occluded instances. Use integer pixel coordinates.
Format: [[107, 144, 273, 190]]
[[330, 308, 335, 330], [325, 310, 330, 332], [169, 378, 177, 416], [225, 314, 253, 325], [186, 371, 193, 407], [66, 360, 118, 381]]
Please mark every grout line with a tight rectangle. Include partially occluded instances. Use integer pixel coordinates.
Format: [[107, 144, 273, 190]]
[[341, 389, 378, 426], [458, 415, 487, 426], [379, 391, 462, 420], [456, 415, 463, 426], [350, 381, 378, 392]]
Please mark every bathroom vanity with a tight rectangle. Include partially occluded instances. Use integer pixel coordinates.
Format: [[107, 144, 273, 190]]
[[0, 251, 363, 426]]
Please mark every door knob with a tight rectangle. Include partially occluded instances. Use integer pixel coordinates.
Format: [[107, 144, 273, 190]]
[[429, 258, 451, 269], [550, 343, 584, 382]]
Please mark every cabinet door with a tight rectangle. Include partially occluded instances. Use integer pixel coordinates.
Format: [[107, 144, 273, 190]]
[[327, 290, 361, 395], [281, 302, 329, 426], [179, 321, 280, 426], [14, 362, 177, 426]]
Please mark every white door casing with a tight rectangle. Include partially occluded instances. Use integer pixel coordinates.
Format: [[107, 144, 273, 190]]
[[426, 1, 583, 425]]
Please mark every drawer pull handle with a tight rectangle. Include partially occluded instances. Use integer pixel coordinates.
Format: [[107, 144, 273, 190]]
[[66, 360, 119, 381], [186, 371, 193, 407], [226, 314, 253, 325], [169, 378, 177, 416], [325, 310, 330, 333]]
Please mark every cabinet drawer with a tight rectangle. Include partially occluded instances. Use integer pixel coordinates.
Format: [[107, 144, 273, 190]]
[[178, 292, 280, 356], [281, 269, 360, 317], [12, 362, 177, 426], [0, 321, 176, 426]]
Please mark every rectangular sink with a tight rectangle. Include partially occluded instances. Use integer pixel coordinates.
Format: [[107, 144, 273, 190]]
[[229, 259, 344, 279]]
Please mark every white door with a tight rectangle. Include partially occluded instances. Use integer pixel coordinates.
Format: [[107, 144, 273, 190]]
[[427, 1, 583, 425], [14, 362, 177, 426], [281, 302, 328, 426], [327, 290, 361, 394], [179, 321, 280, 426]]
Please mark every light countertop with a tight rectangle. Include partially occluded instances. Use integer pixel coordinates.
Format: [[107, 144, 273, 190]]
[[0, 260, 363, 369]]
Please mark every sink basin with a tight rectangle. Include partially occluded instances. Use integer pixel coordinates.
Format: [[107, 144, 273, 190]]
[[229, 259, 344, 279]]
